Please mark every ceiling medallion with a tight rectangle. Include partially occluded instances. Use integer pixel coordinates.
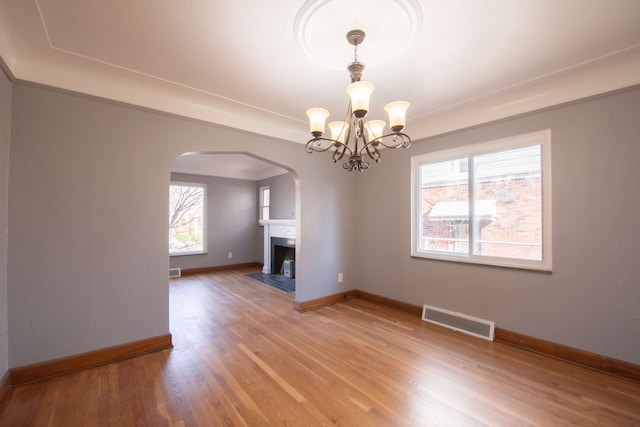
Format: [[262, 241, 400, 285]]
[[294, 0, 423, 69]]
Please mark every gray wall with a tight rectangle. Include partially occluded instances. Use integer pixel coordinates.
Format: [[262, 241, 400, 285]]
[[354, 86, 640, 365], [258, 173, 296, 219], [8, 83, 356, 367], [5, 77, 639, 369], [169, 172, 262, 271], [0, 67, 11, 378]]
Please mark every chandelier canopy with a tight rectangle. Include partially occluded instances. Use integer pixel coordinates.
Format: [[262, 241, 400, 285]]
[[305, 29, 411, 172]]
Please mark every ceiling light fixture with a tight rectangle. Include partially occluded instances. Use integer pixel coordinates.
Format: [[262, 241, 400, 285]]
[[305, 29, 411, 172]]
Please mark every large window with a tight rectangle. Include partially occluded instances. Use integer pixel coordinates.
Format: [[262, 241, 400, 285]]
[[169, 182, 206, 255], [411, 130, 551, 270]]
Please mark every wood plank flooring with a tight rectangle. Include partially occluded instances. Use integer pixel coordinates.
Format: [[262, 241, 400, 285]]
[[1, 267, 639, 426]]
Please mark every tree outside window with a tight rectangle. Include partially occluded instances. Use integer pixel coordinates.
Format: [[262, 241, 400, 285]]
[[169, 183, 206, 255]]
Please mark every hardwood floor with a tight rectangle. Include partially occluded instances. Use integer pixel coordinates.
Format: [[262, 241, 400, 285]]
[[1, 267, 639, 426]]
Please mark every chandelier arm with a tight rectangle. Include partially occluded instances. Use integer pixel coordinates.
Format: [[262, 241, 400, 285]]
[[354, 117, 365, 155], [364, 145, 381, 163], [342, 101, 355, 144], [364, 132, 412, 150], [344, 106, 356, 150], [332, 144, 349, 162], [305, 137, 354, 154], [343, 156, 370, 171]]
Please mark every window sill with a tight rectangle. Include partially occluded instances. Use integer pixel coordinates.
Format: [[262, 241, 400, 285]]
[[170, 251, 208, 257], [411, 252, 552, 272]]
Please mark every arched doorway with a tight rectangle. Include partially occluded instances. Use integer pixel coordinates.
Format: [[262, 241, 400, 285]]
[[168, 151, 301, 300]]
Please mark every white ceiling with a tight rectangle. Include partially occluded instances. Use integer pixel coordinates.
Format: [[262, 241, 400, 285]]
[[1, 0, 640, 179]]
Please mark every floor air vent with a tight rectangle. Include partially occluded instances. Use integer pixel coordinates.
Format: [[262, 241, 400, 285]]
[[169, 268, 181, 279], [422, 305, 495, 341]]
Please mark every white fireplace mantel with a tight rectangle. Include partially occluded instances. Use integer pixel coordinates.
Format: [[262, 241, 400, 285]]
[[259, 219, 296, 274]]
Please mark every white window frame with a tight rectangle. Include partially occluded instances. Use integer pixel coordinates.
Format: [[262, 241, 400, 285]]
[[169, 181, 207, 256], [411, 130, 552, 271], [259, 186, 270, 221]]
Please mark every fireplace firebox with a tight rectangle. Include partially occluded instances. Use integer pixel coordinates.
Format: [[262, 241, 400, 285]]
[[271, 237, 295, 275]]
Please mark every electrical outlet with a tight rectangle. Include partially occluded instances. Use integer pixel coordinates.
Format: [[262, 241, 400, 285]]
[[228, 252, 233, 259], [338, 273, 343, 283]]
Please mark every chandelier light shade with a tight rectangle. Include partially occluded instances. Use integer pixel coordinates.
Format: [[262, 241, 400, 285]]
[[328, 121, 349, 143], [306, 107, 330, 136], [345, 81, 375, 118], [364, 120, 386, 143], [384, 101, 410, 131], [304, 29, 411, 171]]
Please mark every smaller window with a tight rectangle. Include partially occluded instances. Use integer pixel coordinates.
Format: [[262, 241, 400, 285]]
[[260, 186, 270, 220], [169, 182, 206, 255]]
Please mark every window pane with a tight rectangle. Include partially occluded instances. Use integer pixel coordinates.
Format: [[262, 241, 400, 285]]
[[418, 158, 469, 254], [263, 188, 270, 206], [169, 184, 205, 254], [473, 146, 542, 260], [260, 187, 270, 220]]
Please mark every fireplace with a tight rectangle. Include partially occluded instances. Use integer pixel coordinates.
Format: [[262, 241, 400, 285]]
[[271, 237, 296, 275], [259, 219, 296, 274]]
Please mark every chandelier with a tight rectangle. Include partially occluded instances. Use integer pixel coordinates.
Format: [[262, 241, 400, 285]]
[[305, 29, 411, 172]]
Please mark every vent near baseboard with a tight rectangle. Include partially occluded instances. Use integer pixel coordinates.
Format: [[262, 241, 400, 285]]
[[422, 305, 495, 341], [169, 268, 181, 279]]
